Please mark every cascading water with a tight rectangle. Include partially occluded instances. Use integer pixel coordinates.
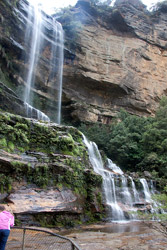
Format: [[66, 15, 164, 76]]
[[150, 180, 156, 194], [25, 103, 49, 121], [83, 135, 161, 221], [107, 158, 123, 175], [83, 135, 125, 221], [105, 159, 125, 221], [140, 178, 152, 203], [23, 1, 64, 123], [129, 176, 140, 203], [121, 176, 133, 207]]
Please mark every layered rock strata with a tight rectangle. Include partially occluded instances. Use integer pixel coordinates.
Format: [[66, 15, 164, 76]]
[[1, 0, 167, 124], [0, 112, 102, 226]]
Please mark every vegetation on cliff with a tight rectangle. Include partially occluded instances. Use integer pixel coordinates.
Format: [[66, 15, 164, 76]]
[[79, 97, 167, 190], [0, 112, 103, 226]]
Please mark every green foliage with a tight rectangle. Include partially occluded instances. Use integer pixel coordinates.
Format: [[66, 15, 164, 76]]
[[150, 193, 167, 221], [153, 193, 167, 207], [28, 165, 50, 188], [0, 138, 7, 148], [78, 97, 167, 179], [0, 174, 12, 193], [108, 110, 150, 170]]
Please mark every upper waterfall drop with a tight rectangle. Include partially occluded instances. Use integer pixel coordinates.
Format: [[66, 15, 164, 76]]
[[23, 0, 64, 123], [24, 2, 43, 106]]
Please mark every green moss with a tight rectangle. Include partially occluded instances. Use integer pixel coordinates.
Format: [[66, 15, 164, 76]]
[[14, 123, 29, 131], [8, 141, 15, 151], [0, 174, 12, 193], [0, 112, 104, 224], [27, 165, 50, 188], [0, 138, 7, 148], [56, 183, 63, 190], [11, 161, 25, 167]]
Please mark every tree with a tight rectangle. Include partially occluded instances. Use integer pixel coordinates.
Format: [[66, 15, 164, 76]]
[[79, 97, 167, 177], [107, 109, 150, 171], [139, 97, 167, 176]]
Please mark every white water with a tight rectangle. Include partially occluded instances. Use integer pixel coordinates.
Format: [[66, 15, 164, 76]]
[[83, 135, 161, 221], [107, 158, 123, 175], [25, 103, 50, 121], [129, 176, 140, 203], [150, 180, 156, 194], [140, 178, 164, 216], [121, 177, 133, 207], [49, 19, 64, 124], [140, 178, 152, 202], [83, 135, 125, 221], [23, 1, 64, 123], [24, 3, 43, 105]]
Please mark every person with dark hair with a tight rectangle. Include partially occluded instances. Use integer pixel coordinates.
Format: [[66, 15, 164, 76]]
[[0, 205, 14, 250]]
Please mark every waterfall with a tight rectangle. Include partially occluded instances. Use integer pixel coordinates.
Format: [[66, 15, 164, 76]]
[[140, 178, 162, 216], [24, 3, 43, 106], [129, 176, 140, 203], [83, 135, 125, 221], [83, 135, 161, 221], [121, 177, 133, 207], [49, 19, 64, 124], [140, 178, 152, 203], [150, 180, 156, 194], [107, 158, 123, 175], [23, 1, 64, 123], [25, 103, 50, 121]]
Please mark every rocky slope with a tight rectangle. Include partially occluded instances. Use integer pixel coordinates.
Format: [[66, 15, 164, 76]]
[[0, 111, 103, 226]]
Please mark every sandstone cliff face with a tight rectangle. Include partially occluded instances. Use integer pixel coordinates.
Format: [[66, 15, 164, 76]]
[[62, 0, 167, 124], [1, 0, 167, 124]]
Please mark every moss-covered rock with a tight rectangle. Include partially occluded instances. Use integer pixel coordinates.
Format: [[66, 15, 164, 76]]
[[0, 111, 104, 227]]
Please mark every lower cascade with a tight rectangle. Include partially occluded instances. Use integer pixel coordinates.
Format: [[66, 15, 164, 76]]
[[83, 135, 162, 221]]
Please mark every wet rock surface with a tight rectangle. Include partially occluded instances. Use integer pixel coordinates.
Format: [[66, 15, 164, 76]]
[[65, 222, 167, 250]]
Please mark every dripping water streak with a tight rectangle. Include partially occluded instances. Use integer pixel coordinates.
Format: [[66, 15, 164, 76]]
[[24, 3, 43, 105], [52, 21, 64, 124]]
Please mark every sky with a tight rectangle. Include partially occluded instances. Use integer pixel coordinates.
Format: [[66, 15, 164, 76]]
[[28, 0, 164, 15]]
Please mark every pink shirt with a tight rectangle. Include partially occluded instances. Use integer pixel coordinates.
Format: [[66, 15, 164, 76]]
[[0, 211, 14, 230]]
